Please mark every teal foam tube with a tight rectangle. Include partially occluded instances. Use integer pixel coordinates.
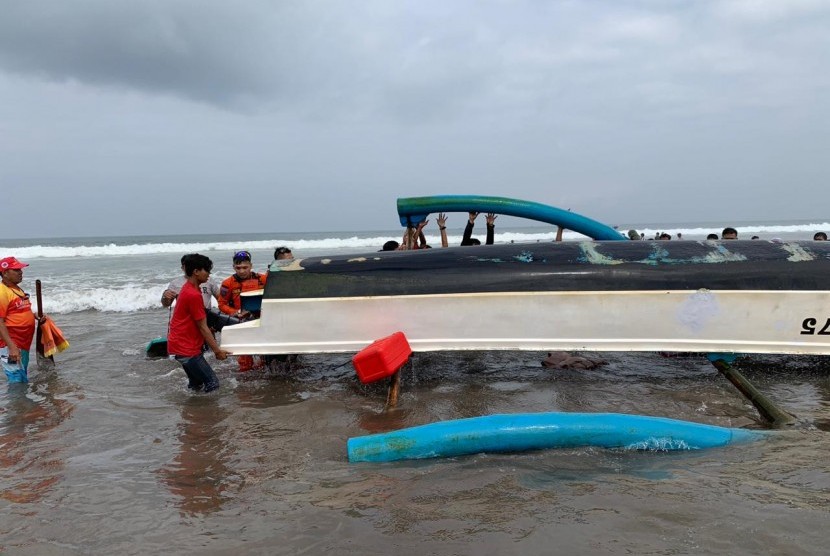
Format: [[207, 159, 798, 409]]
[[347, 412, 764, 463], [397, 195, 625, 240]]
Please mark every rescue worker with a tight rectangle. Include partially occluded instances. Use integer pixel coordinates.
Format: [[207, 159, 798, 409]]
[[0, 257, 41, 383], [218, 250, 267, 372]]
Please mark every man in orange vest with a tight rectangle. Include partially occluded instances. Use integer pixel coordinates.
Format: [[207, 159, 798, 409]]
[[218, 250, 267, 372]]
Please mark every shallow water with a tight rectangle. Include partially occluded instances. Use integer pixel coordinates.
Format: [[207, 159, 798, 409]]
[[2, 309, 829, 555]]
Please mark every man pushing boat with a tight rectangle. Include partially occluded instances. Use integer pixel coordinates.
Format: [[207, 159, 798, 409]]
[[218, 250, 267, 372]]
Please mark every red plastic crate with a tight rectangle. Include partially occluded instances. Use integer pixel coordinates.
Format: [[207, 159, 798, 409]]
[[352, 332, 412, 384]]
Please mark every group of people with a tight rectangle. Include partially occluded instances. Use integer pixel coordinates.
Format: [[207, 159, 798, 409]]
[[381, 212, 519, 251], [5, 220, 830, 389], [384, 215, 825, 250], [628, 227, 828, 242], [160, 247, 294, 392]]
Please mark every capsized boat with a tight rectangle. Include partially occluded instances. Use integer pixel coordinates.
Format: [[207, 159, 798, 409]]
[[220, 195, 830, 357]]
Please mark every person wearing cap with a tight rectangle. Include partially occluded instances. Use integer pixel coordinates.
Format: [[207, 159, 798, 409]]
[[218, 250, 268, 372], [0, 257, 42, 383]]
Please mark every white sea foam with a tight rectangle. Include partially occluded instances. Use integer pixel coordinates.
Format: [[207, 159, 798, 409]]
[[34, 286, 163, 314], [5, 222, 829, 260], [4, 237, 391, 260]]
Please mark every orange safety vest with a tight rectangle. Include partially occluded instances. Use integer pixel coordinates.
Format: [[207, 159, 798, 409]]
[[218, 272, 266, 315]]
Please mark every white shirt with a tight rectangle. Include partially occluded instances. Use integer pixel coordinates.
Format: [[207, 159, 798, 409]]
[[166, 276, 220, 309]]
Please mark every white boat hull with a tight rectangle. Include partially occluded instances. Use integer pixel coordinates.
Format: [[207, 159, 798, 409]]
[[220, 289, 830, 355]]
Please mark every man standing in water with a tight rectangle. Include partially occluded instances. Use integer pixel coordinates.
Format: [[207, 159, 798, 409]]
[[0, 257, 39, 383], [168, 254, 230, 392], [161, 253, 221, 311], [218, 250, 267, 372], [161, 253, 237, 332]]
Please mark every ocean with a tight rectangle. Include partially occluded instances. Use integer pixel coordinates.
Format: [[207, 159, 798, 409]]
[[1, 221, 829, 555]]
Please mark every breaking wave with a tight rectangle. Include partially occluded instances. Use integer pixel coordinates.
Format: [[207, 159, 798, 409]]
[[4, 222, 829, 260], [33, 286, 165, 314]]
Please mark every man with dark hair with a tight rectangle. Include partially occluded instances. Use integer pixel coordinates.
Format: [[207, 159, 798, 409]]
[[721, 227, 738, 240], [167, 254, 230, 392], [814, 232, 827, 241], [273, 246, 293, 261], [706, 233, 719, 240], [161, 254, 220, 310], [269, 246, 295, 271], [218, 251, 267, 321], [218, 250, 267, 372], [162, 254, 236, 334]]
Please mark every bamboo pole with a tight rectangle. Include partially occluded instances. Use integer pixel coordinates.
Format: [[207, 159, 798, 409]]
[[385, 369, 402, 410], [710, 358, 795, 427], [35, 279, 48, 358]]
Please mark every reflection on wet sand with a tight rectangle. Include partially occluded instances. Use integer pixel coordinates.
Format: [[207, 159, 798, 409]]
[[0, 367, 77, 505], [159, 397, 237, 516]]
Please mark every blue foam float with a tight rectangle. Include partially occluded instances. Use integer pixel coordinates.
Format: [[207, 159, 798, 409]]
[[347, 412, 765, 463]]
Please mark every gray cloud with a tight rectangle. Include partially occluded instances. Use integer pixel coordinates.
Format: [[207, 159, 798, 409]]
[[1, 1, 829, 237]]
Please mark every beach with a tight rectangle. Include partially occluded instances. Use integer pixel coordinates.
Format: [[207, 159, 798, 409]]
[[2, 225, 830, 555]]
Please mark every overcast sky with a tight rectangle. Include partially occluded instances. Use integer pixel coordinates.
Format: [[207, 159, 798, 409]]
[[1, 0, 828, 238]]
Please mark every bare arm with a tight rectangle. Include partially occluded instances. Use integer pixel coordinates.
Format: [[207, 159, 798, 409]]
[[555, 225, 563, 242], [0, 318, 20, 362], [437, 213, 449, 248], [400, 228, 411, 250], [416, 220, 429, 248], [161, 289, 177, 308], [196, 318, 230, 360]]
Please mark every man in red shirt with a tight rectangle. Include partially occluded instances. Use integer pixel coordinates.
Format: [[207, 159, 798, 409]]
[[0, 257, 38, 383], [168, 254, 231, 392]]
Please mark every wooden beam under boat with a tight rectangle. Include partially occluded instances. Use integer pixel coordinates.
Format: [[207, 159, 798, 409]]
[[219, 239, 830, 356]]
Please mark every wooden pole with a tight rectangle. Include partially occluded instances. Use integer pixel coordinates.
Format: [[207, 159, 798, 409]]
[[711, 358, 795, 427], [385, 369, 402, 410], [35, 279, 46, 358]]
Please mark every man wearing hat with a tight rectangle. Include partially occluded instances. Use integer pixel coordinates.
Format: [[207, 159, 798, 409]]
[[0, 257, 38, 383]]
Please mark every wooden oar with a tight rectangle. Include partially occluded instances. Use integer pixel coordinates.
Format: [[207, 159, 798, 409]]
[[385, 369, 402, 410], [35, 279, 53, 360]]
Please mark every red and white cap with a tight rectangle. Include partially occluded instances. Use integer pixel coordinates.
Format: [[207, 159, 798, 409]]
[[0, 257, 29, 271]]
